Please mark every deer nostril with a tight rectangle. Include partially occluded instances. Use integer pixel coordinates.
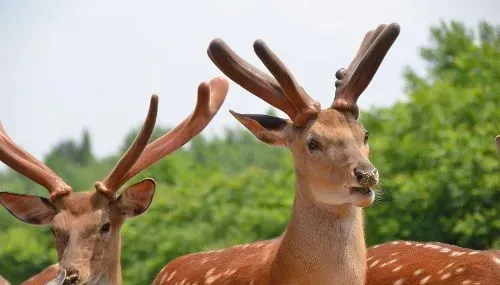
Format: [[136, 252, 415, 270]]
[[64, 269, 80, 285], [353, 168, 365, 183], [353, 167, 378, 186]]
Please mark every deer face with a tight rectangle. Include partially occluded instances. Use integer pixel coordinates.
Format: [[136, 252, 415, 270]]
[[232, 108, 377, 208], [207, 24, 398, 207], [0, 179, 155, 285]]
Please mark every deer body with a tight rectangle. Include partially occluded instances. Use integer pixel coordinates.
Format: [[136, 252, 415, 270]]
[[366, 241, 500, 285], [154, 23, 400, 285]]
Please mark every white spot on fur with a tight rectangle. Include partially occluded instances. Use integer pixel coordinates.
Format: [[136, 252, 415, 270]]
[[394, 279, 405, 285], [440, 273, 451, 280], [438, 263, 454, 273], [205, 268, 215, 277], [381, 258, 398, 267], [415, 243, 423, 247], [461, 281, 471, 284], [420, 275, 431, 284], [456, 267, 465, 273], [413, 269, 424, 276], [405, 242, 413, 245], [392, 241, 400, 245], [468, 251, 479, 255], [493, 256, 500, 265], [440, 248, 451, 253], [370, 259, 380, 268], [393, 265, 403, 272], [373, 244, 380, 248], [205, 273, 222, 284], [391, 252, 399, 256], [168, 271, 176, 281], [367, 256, 374, 262]]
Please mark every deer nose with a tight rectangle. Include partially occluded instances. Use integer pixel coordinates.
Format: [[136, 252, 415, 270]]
[[353, 167, 379, 187]]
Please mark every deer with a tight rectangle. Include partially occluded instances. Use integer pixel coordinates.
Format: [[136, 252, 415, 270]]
[[364, 136, 500, 285], [0, 76, 228, 285], [152, 22, 400, 285]]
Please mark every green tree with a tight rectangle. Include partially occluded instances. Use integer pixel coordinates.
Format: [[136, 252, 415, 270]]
[[363, 21, 500, 249]]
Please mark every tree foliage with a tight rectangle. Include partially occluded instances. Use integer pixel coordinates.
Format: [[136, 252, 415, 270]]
[[0, 21, 498, 284]]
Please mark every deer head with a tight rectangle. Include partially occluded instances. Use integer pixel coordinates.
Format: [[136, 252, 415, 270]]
[[208, 23, 399, 208], [0, 77, 228, 285]]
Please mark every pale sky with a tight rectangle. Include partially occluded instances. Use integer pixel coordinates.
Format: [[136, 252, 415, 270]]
[[0, 0, 498, 164]]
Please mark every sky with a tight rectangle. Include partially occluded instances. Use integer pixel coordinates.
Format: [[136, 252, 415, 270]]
[[0, 0, 498, 164]]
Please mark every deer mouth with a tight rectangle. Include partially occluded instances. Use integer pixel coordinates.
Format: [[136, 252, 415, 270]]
[[350, 187, 373, 196]]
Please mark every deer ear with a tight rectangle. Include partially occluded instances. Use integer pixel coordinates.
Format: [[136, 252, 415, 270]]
[[117, 179, 156, 218], [230, 111, 291, 146], [0, 192, 56, 225]]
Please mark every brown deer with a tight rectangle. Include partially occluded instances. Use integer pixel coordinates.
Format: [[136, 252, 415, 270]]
[[0, 77, 228, 285], [152, 23, 400, 285], [365, 137, 500, 285], [366, 241, 500, 285]]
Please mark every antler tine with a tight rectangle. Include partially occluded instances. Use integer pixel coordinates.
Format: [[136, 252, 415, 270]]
[[121, 77, 228, 182], [0, 122, 72, 201], [332, 23, 400, 117], [253, 40, 321, 126], [346, 25, 386, 77], [207, 39, 297, 122], [95, 95, 158, 197]]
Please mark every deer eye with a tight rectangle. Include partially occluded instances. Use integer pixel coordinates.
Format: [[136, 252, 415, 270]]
[[307, 138, 321, 152], [364, 131, 369, 144], [100, 222, 111, 235]]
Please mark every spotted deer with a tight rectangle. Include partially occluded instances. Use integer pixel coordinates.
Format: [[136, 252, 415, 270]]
[[152, 23, 400, 285], [366, 241, 500, 285], [365, 136, 500, 285], [0, 77, 228, 285]]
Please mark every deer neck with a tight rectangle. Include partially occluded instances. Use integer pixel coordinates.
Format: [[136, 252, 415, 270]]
[[271, 176, 366, 285], [90, 236, 122, 285]]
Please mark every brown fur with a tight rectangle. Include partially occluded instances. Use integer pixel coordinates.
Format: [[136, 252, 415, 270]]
[[366, 241, 500, 285], [153, 109, 379, 285]]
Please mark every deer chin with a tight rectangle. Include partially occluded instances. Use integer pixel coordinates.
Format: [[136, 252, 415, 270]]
[[349, 187, 375, 207]]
